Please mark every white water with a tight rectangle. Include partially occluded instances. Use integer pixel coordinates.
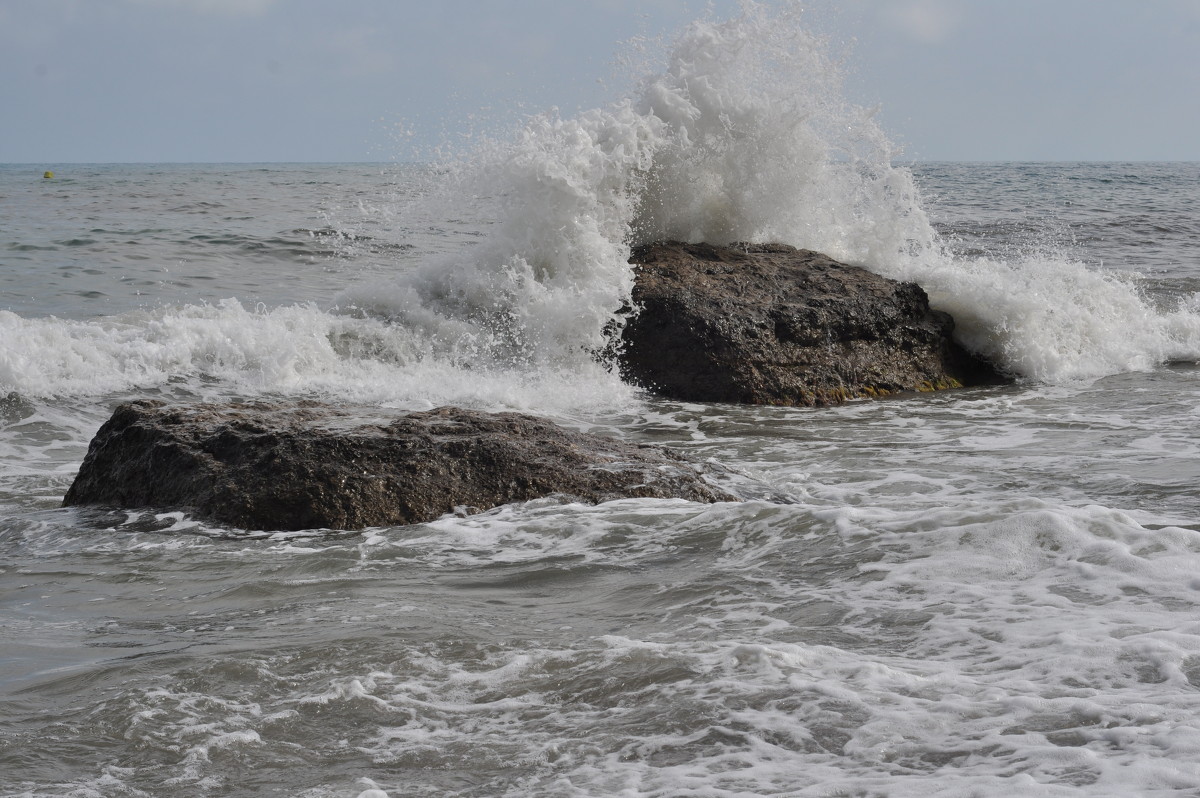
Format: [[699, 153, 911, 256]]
[[334, 1, 1200, 389]]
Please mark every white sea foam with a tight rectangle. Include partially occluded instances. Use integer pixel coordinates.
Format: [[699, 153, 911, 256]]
[[0, 302, 633, 413], [876, 248, 1200, 382], [134, 496, 1188, 798]]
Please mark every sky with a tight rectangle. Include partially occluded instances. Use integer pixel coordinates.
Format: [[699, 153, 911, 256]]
[[2, 0, 1198, 163]]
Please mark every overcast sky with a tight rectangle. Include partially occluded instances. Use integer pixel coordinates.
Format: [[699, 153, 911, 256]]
[[3, 0, 1198, 163]]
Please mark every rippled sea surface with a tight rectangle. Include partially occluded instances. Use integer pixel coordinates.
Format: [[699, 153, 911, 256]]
[[2, 161, 1200, 798]]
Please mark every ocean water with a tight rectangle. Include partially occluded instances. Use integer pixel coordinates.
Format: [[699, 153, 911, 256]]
[[4, 7, 1200, 798]]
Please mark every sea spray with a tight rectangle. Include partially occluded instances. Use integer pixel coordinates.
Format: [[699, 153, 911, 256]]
[[337, 2, 934, 369], [626, 3, 1200, 381], [884, 251, 1200, 381], [0, 303, 634, 411], [339, 1, 1200, 384], [334, 105, 661, 373], [628, 3, 931, 267]]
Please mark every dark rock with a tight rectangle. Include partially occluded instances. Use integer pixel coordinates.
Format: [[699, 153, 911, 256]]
[[63, 401, 735, 531], [1, 392, 36, 424], [618, 242, 1005, 405]]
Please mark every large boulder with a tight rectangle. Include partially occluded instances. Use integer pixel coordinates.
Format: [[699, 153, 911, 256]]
[[619, 242, 1003, 405], [63, 401, 736, 531]]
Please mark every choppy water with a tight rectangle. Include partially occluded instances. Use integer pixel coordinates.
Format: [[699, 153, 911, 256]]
[[4, 6, 1200, 797]]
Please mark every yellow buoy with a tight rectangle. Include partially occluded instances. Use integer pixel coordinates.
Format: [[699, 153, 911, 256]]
[[43, 171, 54, 179]]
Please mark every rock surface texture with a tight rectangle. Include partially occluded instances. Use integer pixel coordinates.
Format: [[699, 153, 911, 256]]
[[619, 242, 1004, 405], [63, 401, 735, 531]]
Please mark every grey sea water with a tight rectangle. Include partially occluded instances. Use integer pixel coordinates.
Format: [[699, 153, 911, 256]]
[[4, 10, 1200, 791], [3, 159, 1199, 798], [0, 163, 436, 319]]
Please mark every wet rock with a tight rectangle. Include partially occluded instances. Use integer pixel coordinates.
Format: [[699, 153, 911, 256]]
[[63, 401, 735, 531], [619, 242, 1004, 405], [1, 392, 36, 424]]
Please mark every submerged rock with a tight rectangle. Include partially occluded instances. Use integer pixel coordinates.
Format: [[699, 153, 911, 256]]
[[63, 401, 735, 531], [1, 392, 36, 424], [619, 242, 1004, 405]]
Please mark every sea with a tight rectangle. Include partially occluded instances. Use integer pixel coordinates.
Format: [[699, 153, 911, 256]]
[[4, 7, 1200, 798]]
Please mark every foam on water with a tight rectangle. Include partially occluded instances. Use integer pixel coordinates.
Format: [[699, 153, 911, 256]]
[[0, 302, 634, 414], [878, 248, 1200, 382], [354, 499, 1200, 797], [15, 493, 1195, 797]]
